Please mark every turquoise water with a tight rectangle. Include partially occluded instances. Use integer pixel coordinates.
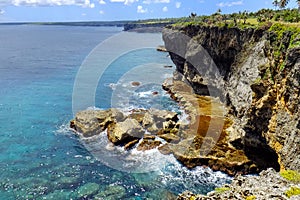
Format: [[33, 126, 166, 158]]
[[0, 25, 230, 199]]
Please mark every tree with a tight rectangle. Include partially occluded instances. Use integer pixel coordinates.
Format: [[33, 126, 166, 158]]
[[273, 0, 280, 9], [242, 11, 248, 24], [190, 12, 197, 18], [275, 0, 300, 10]]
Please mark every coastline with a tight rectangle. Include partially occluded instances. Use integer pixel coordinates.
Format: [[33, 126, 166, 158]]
[[69, 21, 300, 198]]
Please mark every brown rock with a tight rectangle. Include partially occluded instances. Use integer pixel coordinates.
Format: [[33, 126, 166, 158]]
[[159, 133, 181, 143], [143, 135, 156, 140], [158, 144, 173, 155], [129, 109, 147, 124], [124, 139, 140, 150], [107, 118, 144, 145], [156, 45, 167, 52], [70, 109, 122, 137], [131, 81, 141, 87], [137, 139, 162, 151]]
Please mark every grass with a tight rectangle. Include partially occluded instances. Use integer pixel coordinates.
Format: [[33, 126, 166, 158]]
[[280, 170, 300, 183], [285, 187, 300, 198], [246, 195, 256, 200], [246, 18, 259, 25], [214, 187, 230, 193]]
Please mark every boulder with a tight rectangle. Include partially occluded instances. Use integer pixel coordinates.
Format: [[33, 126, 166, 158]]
[[124, 139, 140, 150], [70, 109, 124, 137], [142, 108, 178, 133], [131, 81, 141, 87], [137, 138, 162, 151], [107, 118, 144, 145], [142, 111, 159, 133], [158, 144, 173, 155], [158, 133, 180, 143]]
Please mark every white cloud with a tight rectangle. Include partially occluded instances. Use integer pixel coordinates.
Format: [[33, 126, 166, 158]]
[[110, 0, 138, 5], [0, 9, 4, 15], [162, 6, 167, 12], [99, 0, 106, 4], [175, 1, 180, 8], [99, 10, 104, 14], [137, 5, 147, 13], [8, 0, 95, 7], [81, 13, 86, 16], [143, 0, 169, 4], [217, 0, 243, 7]]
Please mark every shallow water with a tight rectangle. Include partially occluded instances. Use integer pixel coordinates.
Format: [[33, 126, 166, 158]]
[[0, 25, 231, 199]]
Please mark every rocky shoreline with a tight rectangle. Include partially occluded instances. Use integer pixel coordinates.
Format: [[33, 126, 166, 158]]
[[70, 107, 181, 150], [161, 23, 300, 199], [177, 168, 300, 200], [70, 76, 258, 176], [70, 23, 300, 198], [162, 24, 300, 174]]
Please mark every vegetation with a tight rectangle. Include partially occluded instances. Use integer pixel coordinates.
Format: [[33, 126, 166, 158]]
[[280, 170, 300, 183], [274, 0, 300, 9], [245, 195, 256, 200], [285, 186, 300, 198], [214, 187, 230, 193], [273, 9, 300, 22], [170, 8, 299, 29]]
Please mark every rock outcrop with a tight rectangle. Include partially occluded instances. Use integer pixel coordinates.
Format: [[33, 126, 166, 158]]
[[71, 108, 180, 151], [177, 168, 300, 200], [71, 23, 299, 179], [162, 24, 300, 174]]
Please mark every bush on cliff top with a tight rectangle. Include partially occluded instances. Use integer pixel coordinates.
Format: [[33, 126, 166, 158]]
[[269, 23, 300, 48]]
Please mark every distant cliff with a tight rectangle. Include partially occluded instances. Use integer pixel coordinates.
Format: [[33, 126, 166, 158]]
[[162, 23, 300, 174], [123, 22, 172, 32]]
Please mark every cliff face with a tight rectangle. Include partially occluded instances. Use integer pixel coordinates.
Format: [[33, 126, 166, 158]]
[[123, 22, 171, 32], [162, 24, 300, 173]]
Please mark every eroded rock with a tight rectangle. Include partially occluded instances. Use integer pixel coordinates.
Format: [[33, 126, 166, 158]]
[[70, 109, 124, 137], [107, 118, 144, 145], [177, 168, 300, 200]]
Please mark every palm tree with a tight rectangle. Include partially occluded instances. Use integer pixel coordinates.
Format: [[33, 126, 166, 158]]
[[273, 0, 280, 9], [242, 11, 248, 24], [276, 0, 300, 10]]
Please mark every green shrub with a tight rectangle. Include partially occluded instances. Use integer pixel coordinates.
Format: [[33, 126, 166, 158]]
[[280, 170, 300, 183], [214, 187, 230, 193], [245, 195, 256, 200], [285, 187, 300, 198]]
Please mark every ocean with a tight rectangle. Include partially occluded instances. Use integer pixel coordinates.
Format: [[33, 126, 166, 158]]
[[0, 25, 230, 199]]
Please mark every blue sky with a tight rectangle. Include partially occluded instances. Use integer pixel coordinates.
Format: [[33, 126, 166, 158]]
[[0, 0, 298, 22]]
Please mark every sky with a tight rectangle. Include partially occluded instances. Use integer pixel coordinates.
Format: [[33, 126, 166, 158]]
[[0, 0, 298, 22]]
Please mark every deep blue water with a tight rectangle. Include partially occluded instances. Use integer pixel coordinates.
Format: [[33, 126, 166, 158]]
[[0, 25, 230, 199]]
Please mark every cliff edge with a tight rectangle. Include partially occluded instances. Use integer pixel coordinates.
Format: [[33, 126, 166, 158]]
[[162, 23, 300, 174]]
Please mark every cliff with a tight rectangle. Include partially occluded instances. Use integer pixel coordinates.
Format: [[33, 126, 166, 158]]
[[123, 22, 171, 32], [162, 23, 300, 174]]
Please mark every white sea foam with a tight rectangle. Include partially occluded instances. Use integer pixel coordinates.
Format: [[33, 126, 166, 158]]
[[107, 83, 117, 90], [56, 122, 231, 194], [55, 123, 73, 135]]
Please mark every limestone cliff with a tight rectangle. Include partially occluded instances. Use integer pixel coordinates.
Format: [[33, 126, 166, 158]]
[[162, 24, 300, 173]]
